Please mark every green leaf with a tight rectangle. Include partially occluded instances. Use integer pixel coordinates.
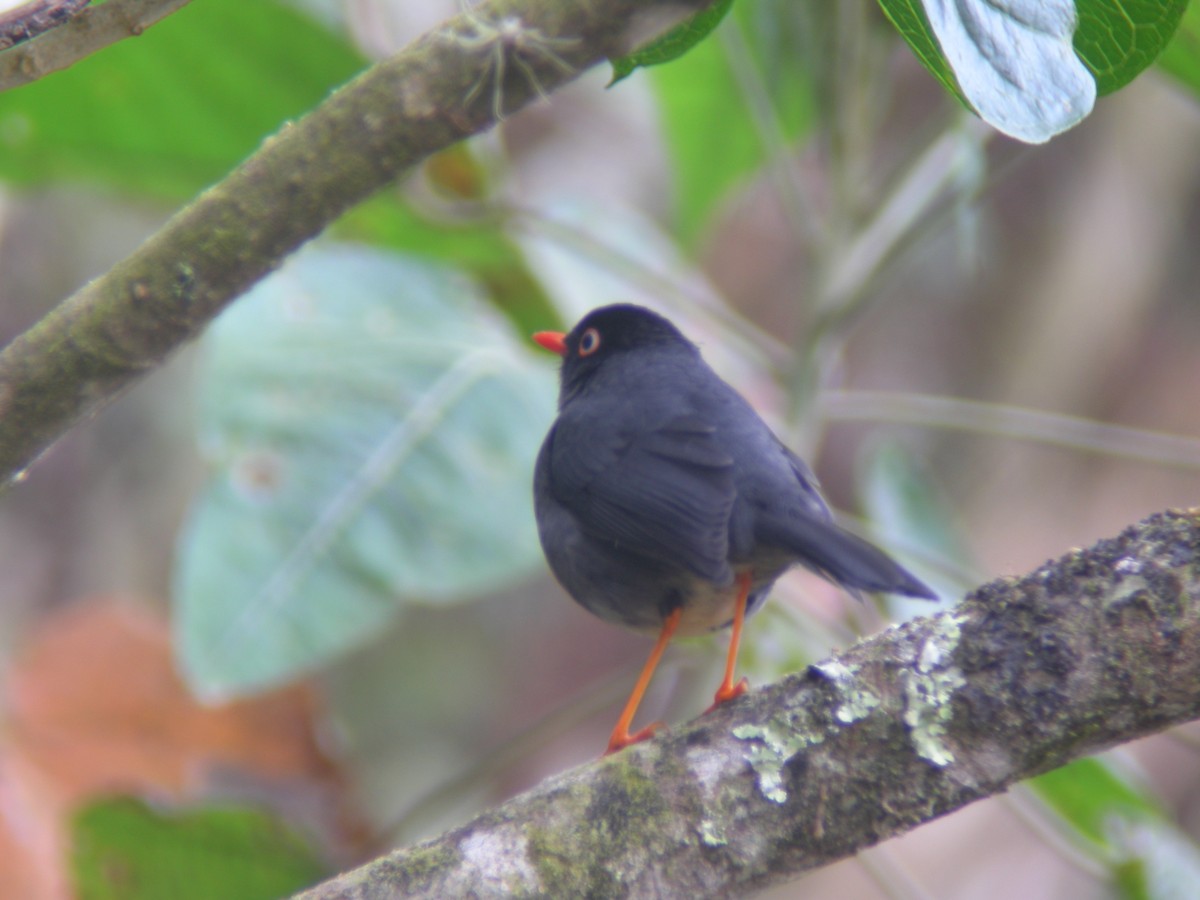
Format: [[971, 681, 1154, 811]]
[[875, 0, 967, 106], [609, 0, 735, 85], [0, 0, 364, 199], [174, 243, 556, 698], [890, 0, 1095, 143], [1029, 757, 1162, 849], [72, 797, 324, 900], [1156, 1, 1200, 97], [1074, 0, 1189, 94], [880, 1, 1188, 139]]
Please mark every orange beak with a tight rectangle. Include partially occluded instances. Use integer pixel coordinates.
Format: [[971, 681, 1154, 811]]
[[533, 331, 567, 356]]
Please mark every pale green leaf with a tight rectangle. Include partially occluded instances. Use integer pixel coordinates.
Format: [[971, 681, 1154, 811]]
[[174, 244, 555, 698], [918, 0, 1094, 143]]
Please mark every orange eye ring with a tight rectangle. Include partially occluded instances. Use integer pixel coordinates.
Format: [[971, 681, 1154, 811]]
[[578, 327, 601, 357]]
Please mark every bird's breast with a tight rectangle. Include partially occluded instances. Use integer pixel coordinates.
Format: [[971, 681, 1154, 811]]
[[670, 573, 749, 637], [558, 552, 783, 638]]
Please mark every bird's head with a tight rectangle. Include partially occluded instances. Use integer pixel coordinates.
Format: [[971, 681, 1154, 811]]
[[534, 304, 696, 403]]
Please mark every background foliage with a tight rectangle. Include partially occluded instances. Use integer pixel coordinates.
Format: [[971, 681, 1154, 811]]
[[0, 0, 1199, 897]]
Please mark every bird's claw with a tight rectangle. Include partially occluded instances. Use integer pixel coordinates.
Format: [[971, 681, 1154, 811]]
[[604, 722, 663, 756], [706, 676, 749, 713]]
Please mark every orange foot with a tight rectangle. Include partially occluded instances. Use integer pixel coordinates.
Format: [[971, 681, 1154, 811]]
[[604, 722, 663, 756], [704, 676, 749, 714]]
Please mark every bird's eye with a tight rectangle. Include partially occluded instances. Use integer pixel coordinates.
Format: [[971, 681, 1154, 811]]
[[578, 328, 601, 357]]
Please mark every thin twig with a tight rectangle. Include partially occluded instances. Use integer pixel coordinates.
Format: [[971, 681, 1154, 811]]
[[856, 844, 938, 900], [821, 390, 1200, 471], [813, 118, 987, 330], [1000, 785, 1114, 881], [718, 15, 816, 246]]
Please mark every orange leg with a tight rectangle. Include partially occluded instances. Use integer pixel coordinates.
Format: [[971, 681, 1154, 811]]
[[604, 607, 683, 756], [708, 572, 752, 710]]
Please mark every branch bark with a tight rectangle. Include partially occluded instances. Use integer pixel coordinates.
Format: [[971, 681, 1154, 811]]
[[0, 0, 190, 91], [0, 0, 714, 484], [0, 0, 88, 53], [294, 508, 1200, 899]]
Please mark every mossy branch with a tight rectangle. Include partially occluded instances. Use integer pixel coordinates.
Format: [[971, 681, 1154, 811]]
[[294, 509, 1200, 899], [0, 0, 714, 484]]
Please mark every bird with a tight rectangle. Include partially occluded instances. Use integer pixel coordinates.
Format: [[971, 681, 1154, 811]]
[[532, 304, 936, 754]]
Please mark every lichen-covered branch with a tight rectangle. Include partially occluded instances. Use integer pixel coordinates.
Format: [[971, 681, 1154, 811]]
[[295, 509, 1200, 899], [0, 0, 714, 484]]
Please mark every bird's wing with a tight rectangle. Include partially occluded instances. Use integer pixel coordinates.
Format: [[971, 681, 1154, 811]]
[[781, 445, 833, 520], [760, 446, 935, 600], [547, 414, 736, 584]]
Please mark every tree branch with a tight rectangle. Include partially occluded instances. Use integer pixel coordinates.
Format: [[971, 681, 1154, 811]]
[[0, 0, 191, 91], [0, 0, 87, 53], [0, 0, 714, 485], [293, 508, 1200, 899]]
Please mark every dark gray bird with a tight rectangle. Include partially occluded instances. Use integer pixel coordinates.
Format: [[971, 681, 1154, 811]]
[[533, 304, 935, 753]]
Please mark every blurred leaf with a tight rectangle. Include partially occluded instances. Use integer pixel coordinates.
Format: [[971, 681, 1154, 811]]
[[174, 243, 556, 699], [72, 798, 324, 900], [650, 30, 756, 241], [608, 0, 734, 85], [1112, 819, 1200, 900], [649, 4, 813, 242], [1156, 2, 1200, 97], [1116, 860, 1151, 900], [1029, 757, 1162, 849], [879, 0, 1094, 143], [0, 0, 364, 199], [5, 600, 334, 793], [0, 599, 345, 899], [1074, 0, 1188, 94]]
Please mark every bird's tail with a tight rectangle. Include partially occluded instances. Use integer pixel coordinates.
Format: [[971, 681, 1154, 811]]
[[765, 514, 937, 601]]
